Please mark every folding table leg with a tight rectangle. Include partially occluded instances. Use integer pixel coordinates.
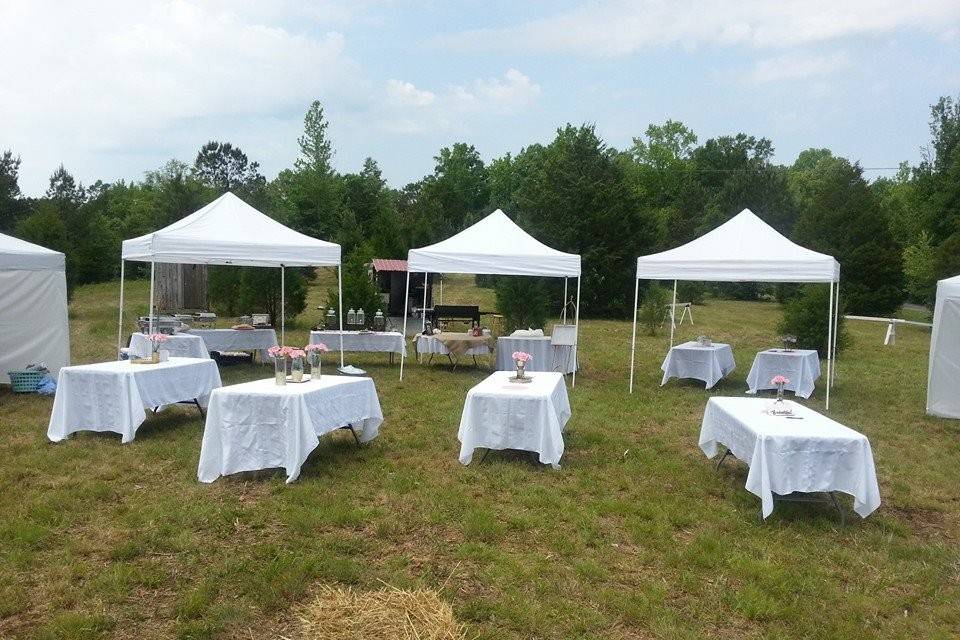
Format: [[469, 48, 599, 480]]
[[341, 424, 362, 447], [715, 447, 734, 471], [193, 398, 205, 418]]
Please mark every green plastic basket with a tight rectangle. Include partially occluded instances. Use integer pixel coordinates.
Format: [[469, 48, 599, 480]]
[[7, 370, 44, 393]]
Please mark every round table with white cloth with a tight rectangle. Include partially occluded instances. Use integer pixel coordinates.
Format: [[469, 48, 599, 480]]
[[128, 332, 210, 359], [495, 336, 576, 374], [746, 349, 820, 399], [660, 341, 736, 389]]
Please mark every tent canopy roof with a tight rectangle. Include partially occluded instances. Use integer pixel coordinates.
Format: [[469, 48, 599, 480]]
[[121, 192, 341, 267], [635, 208, 839, 283], [407, 209, 580, 277], [937, 274, 960, 297], [0, 231, 65, 271]]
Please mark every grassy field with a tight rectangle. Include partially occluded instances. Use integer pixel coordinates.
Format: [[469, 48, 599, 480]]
[[1, 275, 958, 639]]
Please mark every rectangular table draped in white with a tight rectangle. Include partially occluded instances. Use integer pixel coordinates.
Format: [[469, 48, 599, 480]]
[[495, 336, 577, 375], [661, 341, 736, 389], [698, 397, 881, 519], [128, 332, 210, 359], [458, 371, 571, 469], [415, 334, 491, 356], [746, 349, 820, 399], [48, 357, 222, 444], [185, 328, 278, 360], [311, 330, 406, 357], [197, 376, 383, 484]]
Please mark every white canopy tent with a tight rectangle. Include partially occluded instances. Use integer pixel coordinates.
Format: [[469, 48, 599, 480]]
[[120, 192, 344, 364], [927, 274, 960, 418], [0, 232, 70, 382], [400, 209, 582, 384], [629, 209, 841, 408]]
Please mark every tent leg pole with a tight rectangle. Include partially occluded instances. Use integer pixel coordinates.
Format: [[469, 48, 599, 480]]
[[400, 271, 410, 380], [148, 261, 155, 335], [572, 276, 581, 388], [826, 281, 834, 411], [422, 273, 429, 331], [563, 277, 568, 323], [280, 265, 285, 345], [629, 277, 640, 394], [832, 283, 840, 384], [338, 265, 344, 368], [439, 277, 443, 305], [117, 260, 125, 360], [669, 280, 677, 348]]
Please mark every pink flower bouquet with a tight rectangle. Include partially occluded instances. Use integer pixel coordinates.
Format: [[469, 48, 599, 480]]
[[771, 374, 790, 386], [512, 351, 533, 364], [305, 343, 329, 352]]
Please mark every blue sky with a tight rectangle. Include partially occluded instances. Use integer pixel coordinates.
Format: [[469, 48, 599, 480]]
[[2, 0, 958, 195]]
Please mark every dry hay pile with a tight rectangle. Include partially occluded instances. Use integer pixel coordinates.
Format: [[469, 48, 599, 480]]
[[297, 584, 468, 640]]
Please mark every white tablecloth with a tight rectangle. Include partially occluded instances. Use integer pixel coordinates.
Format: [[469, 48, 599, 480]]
[[128, 333, 210, 359], [746, 349, 821, 399], [311, 330, 406, 356], [186, 328, 278, 360], [458, 371, 571, 469], [698, 397, 881, 519], [415, 334, 491, 356], [198, 376, 383, 483], [661, 342, 736, 389], [48, 358, 222, 444], [495, 336, 577, 374]]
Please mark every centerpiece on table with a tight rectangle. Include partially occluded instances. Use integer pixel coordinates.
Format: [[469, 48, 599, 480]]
[[779, 334, 797, 351], [132, 333, 169, 364], [268, 346, 289, 385], [696, 335, 712, 347], [510, 351, 533, 383], [288, 348, 307, 382], [304, 342, 329, 379], [767, 374, 793, 415]]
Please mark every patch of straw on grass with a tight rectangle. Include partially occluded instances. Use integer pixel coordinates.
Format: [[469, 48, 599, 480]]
[[296, 583, 467, 640]]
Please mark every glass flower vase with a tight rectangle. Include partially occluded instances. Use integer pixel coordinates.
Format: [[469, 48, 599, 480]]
[[775, 383, 785, 403], [515, 361, 525, 380], [274, 357, 286, 386], [291, 356, 304, 382], [308, 351, 321, 380]]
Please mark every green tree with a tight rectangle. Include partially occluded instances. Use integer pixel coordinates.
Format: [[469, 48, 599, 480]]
[[192, 141, 266, 197], [296, 100, 334, 175], [791, 153, 904, 315], [511, 124, 659, 316], [0, 150, 27, 232]]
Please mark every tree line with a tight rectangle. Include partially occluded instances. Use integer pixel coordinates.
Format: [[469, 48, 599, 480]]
[[1, 96, 958, 321]]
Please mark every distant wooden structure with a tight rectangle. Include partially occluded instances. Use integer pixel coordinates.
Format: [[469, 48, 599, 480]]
[[371, 258, 433, 316], [155, 263, 208, 311]]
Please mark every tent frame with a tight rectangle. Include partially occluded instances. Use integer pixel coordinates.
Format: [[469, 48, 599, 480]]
[[629, 276, 840, 409], [399, 272, 581, 386], [117, 261, 345, 368]]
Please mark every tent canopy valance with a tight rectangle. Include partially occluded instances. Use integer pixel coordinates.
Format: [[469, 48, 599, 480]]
[[122, 192, 341, 267], [635, 209, 838, 283], [407, 209, 580, 277]]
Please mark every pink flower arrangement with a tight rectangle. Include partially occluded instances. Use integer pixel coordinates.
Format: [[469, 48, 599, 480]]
[[771, 374, 790, 386], [268, 345, 304, 359], [305, 342, 329, 353], [512, 351, 533, 364], [147, 333, 169, 344]]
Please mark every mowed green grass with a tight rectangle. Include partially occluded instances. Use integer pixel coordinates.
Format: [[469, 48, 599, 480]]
[[1, 275, 958, 639]]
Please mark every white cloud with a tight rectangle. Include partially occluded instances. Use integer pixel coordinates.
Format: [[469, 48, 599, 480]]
[[743, 51, 852, 85], [434, 0, 960, 56], [376, 69, 542, 134], [452, 69, 542, 113], [386, 80, 436, 107], [0, 1, 365, 193]]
